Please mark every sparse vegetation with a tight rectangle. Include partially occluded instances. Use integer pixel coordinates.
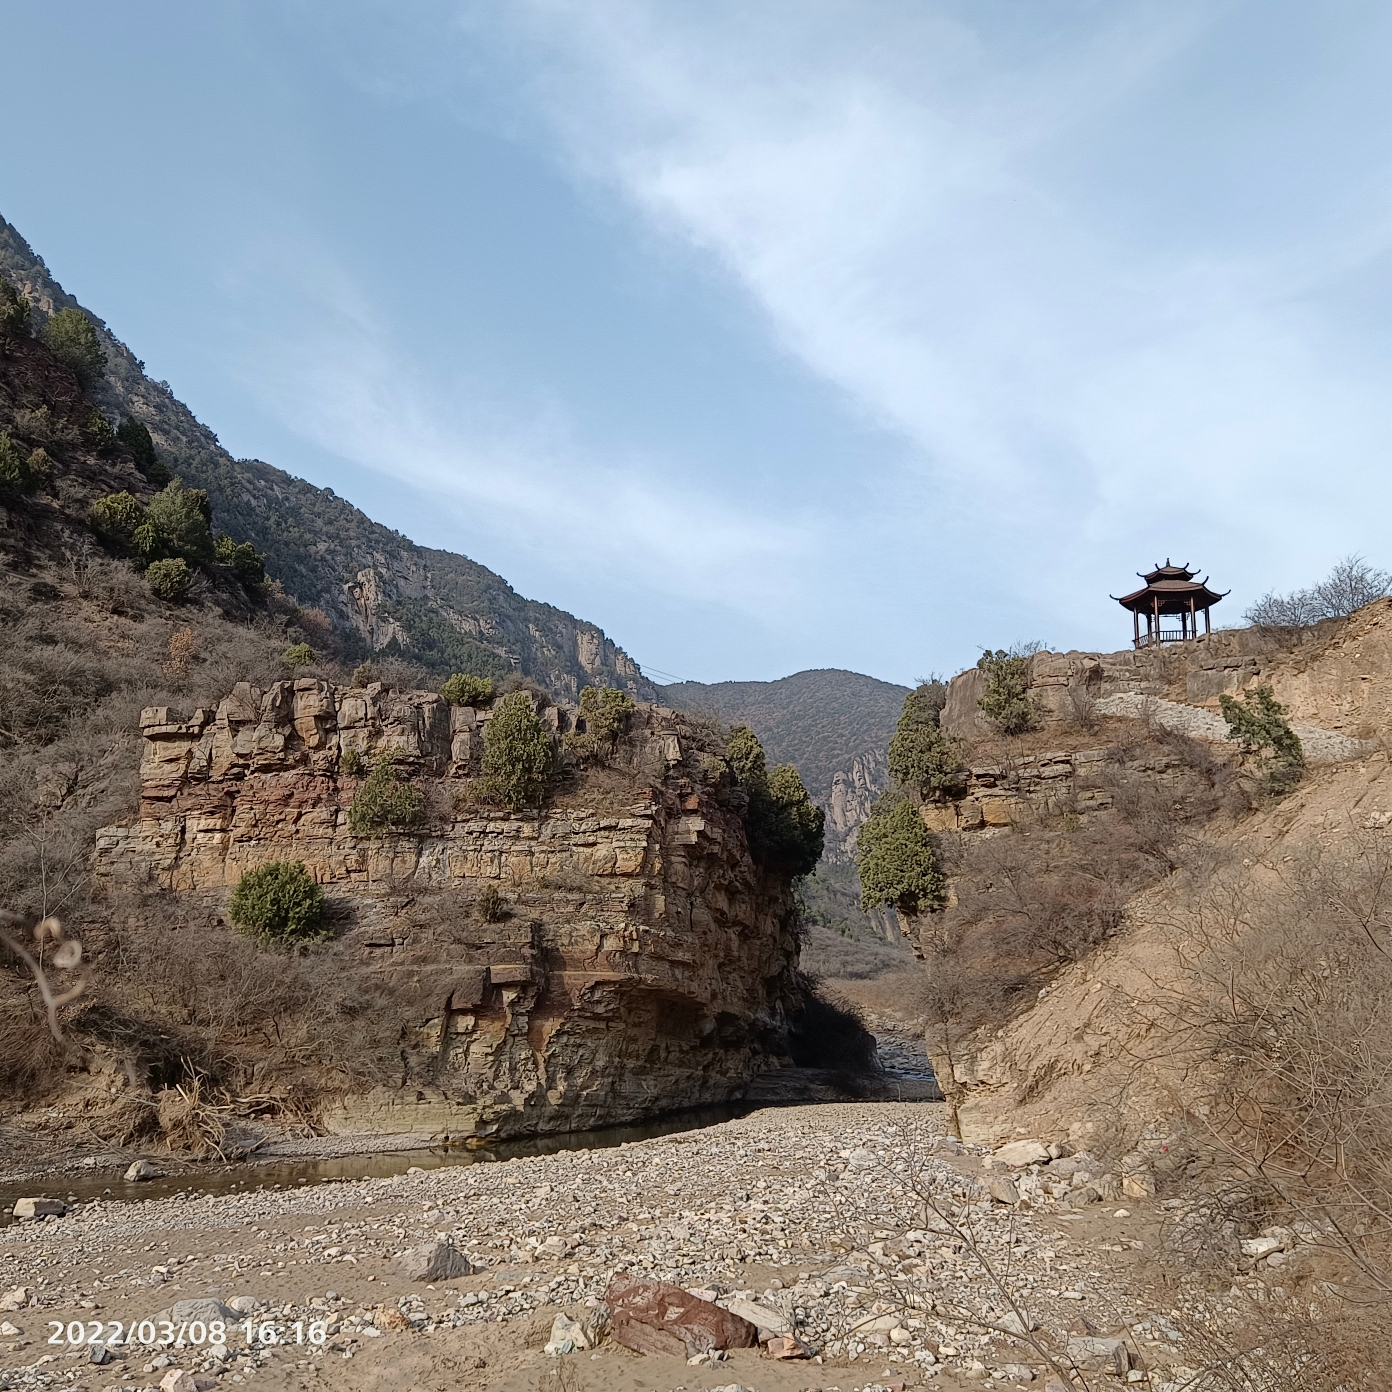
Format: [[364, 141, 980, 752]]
[[477, 884, 505, 923], [348, 758, 425, 833], [976, 648, 1040, 735], [340, 748, 363, 775], [726, 724, 825, 876], [480, 692, 556, 811], [1245, 553, 1391, 627], [228, 861, 326, 945], [439, 672, 494, 707], [1219, 684, 1303, 793], [564, 685, 634, 764], [40, 307, 106, 387]]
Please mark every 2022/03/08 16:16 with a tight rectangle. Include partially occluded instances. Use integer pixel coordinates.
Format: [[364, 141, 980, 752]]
[[48, 1318, 329, 1348]]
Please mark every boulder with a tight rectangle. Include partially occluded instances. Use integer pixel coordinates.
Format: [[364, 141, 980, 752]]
[[991, 1140, 1050, 1169], [88, 1344, 113, 1365], [1000, 1364, 1035, 1381], [767, 1334, 813, 1359], [125, 1160, 163, 1182], [1066, 1335, 1132, 1374], [719, 1296, 789, 1338], [544, 1313, 590, 1356], [605, 1273, 758, 1357], [1067, 1185, 1100, 1208], [158, 1372, 199, 1392], [0, 1322, 20, 1337], [998, 1311, 1039, 1336], [150, 1298, 240, 1328], [392, 1239, 474, 1282], [986, 1176, 1021, 1205], [0, 1290, 26, 1312], [11, 1198, 65, 1220]]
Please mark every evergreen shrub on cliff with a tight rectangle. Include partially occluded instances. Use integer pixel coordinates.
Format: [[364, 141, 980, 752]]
[[281, 642, 316, 669], [229, 861, 326, 944], [480, 692, 556, 810], [40, 308, 106, 388], [0, 430, 53, 498], [145, 557, 192, 603], [977, 649, 1039, 735], [564, 685, 634, 764], [116, 417, 171, 487], [887, 680, 964, 801], [439, 672, 494, 707], [214, 533, 265, 585], [1219, 685, 1304, 793], [0, 278, 31, 338], [857, 795, 946, 918], [349, 758, 426, 832], [727, 724, 825, 877]]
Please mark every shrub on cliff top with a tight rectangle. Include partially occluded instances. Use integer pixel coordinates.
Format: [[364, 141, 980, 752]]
[[281, 642, 316, 670], [726, 724, 825, 878], [977, 648, 1039, 735], [40, 307, 106, 388], [857, 795, 946, 918], [229, 861, 326, 945], [564, 685, 635, 764], [887, 680, 964, 802], [480, 691, 556, 811], [349, 757, 426, 833], [439, 672, 494, 707], [214, 533, 266, 586]]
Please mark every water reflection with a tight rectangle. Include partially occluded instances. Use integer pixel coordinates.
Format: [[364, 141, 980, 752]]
[[0, 1103, 751, 1224]]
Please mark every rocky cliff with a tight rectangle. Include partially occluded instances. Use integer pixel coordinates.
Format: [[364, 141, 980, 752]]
[[94, 683, 802, 1139], [0, 212, 655, 700], [925, 605, 1392, 1147]]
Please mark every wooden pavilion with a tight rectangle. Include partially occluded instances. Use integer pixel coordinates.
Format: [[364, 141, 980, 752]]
[[1113, 561, 1227, 648]]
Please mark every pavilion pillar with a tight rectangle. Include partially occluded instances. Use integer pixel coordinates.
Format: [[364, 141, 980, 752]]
[[1153, 594, 1160, 646], [1133, 609, 1140, 648], [1205, 606, 1211, 636]]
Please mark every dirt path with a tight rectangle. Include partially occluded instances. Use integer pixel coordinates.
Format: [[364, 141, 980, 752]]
[[1, 1104, 1216, 1392]]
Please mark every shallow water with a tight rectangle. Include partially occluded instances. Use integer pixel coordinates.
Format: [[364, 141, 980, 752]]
[[0, 1103, 751, 1225]]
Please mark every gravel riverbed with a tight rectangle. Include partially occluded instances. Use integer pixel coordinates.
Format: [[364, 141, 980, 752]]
[[0, 1104, 1241, 1392]]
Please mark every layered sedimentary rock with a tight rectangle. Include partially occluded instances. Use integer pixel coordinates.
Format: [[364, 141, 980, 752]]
[[95, 681, 802, 1139]]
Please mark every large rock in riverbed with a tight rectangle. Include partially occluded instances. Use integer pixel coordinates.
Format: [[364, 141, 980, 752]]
[[604, 1274, 759, 1357]]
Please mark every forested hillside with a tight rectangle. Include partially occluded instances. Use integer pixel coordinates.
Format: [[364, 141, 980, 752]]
[[0, 214, 654, 701]]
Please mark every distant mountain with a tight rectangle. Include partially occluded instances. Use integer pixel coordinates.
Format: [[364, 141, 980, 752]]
[[0, 214, 655, 702], [660, 668, 909, 862]]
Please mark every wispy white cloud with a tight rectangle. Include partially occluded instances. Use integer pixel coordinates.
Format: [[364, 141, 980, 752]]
[[482, 0, 1392, 648], [223, 229, 818, 618]]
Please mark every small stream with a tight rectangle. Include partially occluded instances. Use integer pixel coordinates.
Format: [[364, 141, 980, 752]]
[[0, 1103, 751, 1226]]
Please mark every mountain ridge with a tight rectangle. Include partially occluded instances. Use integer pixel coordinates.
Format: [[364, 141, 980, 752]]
[[0, 213, 656, 702]]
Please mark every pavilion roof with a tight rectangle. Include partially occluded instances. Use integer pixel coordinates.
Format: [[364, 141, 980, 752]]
[[1113, 574, 1227, 615]]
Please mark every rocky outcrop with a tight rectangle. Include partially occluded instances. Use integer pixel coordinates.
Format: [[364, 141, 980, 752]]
[[823, 748, 888, 860], [94, 681, 803, 1139]]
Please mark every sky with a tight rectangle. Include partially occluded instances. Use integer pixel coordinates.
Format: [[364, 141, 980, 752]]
[[4, 1, 1392, 685]]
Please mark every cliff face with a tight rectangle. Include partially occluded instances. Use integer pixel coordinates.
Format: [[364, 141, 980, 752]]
[[94, 684, 801, 1139], [0, 213, 655, 700]]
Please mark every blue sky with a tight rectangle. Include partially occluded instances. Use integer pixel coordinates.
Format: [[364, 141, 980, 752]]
[[4, 1, 1392, 685]]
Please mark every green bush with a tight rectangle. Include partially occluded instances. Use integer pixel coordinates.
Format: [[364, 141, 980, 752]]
[[90, 490, 146, 546], [887, 682, 964, 800], [340, 748, 363, 775], [144, 478, 213, 562], [477, 884, 505, 923], [116, 417, 171, 486], [0, 279, 30, 337], [857, 796, 946, 917], [977, 649, 1039, 735], [40, 308, 106, 387], [282, 642, 316, 669], [726, 724, 826, 877], [214, 533, 266, 586], [85, 411, 116, 448], [229, 860, 326, 944], [1219, 685, 1304, 793], [145, 557, 193, 602], [480, 691, 556, 810], [348, 757, 426, 833], [0, 431, 52, 498], [564, 685, 635, 763], [351, 662, 377, 688], [439, 672, 494, 707]]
